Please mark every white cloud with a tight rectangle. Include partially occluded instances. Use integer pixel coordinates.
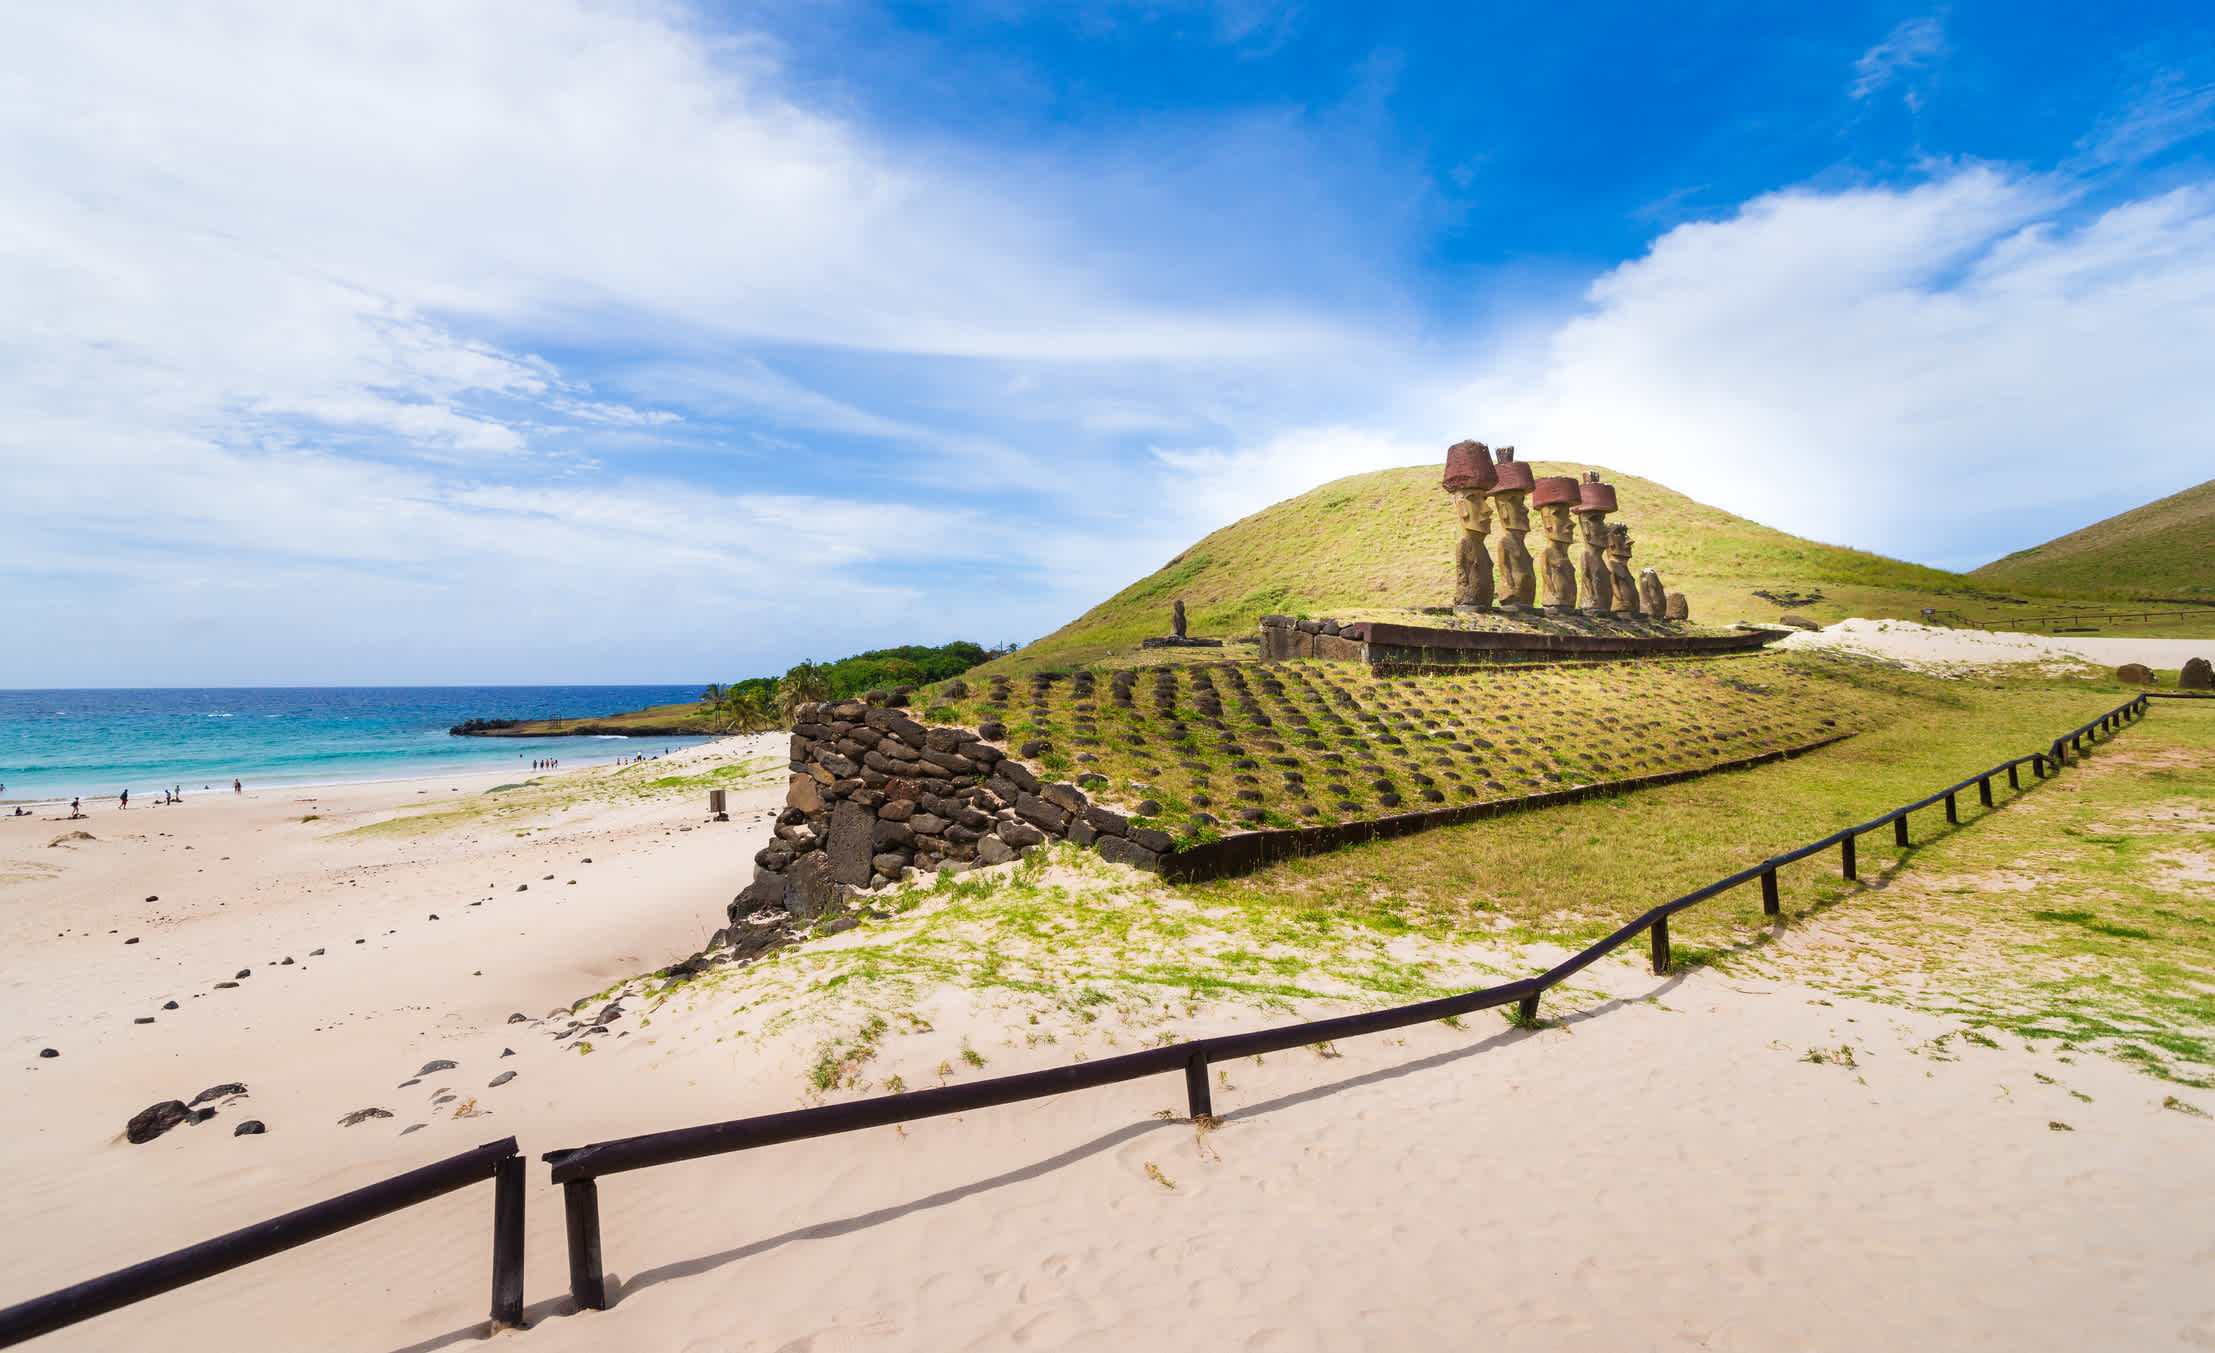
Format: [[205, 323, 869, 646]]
[[1850, 17, 1944, 102], [0, 0, 1371, 681], [1462, 166, 2215, 568]]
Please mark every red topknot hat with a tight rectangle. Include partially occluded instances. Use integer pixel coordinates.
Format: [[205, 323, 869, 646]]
[[1490, 445, 1534, 494], [1530, 475, 1581, 508], [1576, 471, 1618, 514], [1441, 440, 1498, 493]]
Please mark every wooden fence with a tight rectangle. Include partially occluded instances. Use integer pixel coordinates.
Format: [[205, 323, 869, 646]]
[[0, 1138, 523, 1347], [536, 692, 2158, 1313]]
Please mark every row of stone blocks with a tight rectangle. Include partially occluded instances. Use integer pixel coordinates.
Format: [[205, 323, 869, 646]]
[[731, 692, 1174, 927]]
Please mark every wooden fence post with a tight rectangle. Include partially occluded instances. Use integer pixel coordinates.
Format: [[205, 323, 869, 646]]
[[2008, 764, 2020, 790], [1978, 776, 1993, 808], [1893, 814, 1909, 847], [1761, 868, 1780, 915], [490, 1153, 525, 1329], [1944, 792, 1958, 824], [1841, 833, 1857, 881], [563, 1178, 607, 1312], [1649, 916, 1670, 974], [1183, 1051, 1213, 1120]]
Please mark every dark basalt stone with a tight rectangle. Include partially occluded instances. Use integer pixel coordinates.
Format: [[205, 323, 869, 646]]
[[127, 1100, 191, 1144]]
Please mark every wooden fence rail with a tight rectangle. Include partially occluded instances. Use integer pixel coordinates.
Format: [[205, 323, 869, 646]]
[[538, 693, 2158, 1313], [0, 1138, 524, 1347]]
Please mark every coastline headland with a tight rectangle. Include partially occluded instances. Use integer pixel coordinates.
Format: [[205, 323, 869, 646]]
[[449, 701, 722, 738]]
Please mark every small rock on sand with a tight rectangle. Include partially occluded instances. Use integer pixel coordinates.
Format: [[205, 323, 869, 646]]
[[213, 981, 238, 989], [308, 947, 324, 956], [133, 1016, 154, 1024], [516, 884, 527, 892], [400, 1124, 425, 1136], [233, 1120, 265, 1136], [488, 1071, 516, 1088], [506, 1012, 528, 1024], [38, 1048, 58, 1059], [234, 969, 250, 979], [162, 1001, 178, 1010], [124, 937, 138, 945], [500, 1047, 515, 1057], [127, 1100, 191, 1144], [337, 1107, 393, 1127], [190, 1082, 247, 1106], [417, 1059, 458, 1076], [144, 895, 157, 902]]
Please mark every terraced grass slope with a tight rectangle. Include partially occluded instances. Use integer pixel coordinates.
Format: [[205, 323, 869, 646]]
[[1972, 476, 2215, 600], [995, 463, 2015, 673], [931, 653, 1871, 844]]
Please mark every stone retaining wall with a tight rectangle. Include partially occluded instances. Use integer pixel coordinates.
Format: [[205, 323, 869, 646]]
[[732, 688, 1173, 927], [1257, 613, 1780, 665]]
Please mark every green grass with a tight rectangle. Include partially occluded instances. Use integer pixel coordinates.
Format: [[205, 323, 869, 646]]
[[974, 462, 2191, 675], [1733, 697, 2215, 1085], [339, 753, 782, 838], [1971, 476, 2215, 601], [929, 651, 1869, 842]]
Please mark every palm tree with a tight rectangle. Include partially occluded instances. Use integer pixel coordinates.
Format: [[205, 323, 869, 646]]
[[776, 661, 834, 719]]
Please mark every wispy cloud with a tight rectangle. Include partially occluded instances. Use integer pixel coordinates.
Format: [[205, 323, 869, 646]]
[[1850, 16, 1944, 103], [2074, 67, 2215, 169]]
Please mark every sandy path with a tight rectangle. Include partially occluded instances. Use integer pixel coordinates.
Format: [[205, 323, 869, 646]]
[[1782, 618, 2214, 672], [10, 953, 2211, 1352]]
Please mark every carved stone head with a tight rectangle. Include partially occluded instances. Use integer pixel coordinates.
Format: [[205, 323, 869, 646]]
[[1537, 501, 1577, 544], [1608, 522, 1633, 558], [1453, 487, 1492, 534]]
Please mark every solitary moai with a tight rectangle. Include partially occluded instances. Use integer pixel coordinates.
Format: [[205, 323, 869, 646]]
[[1531, 475, 1582, 611], [1172, 599, 1187, 639], [1489, 447, 1537, 608], [1442, 440, 1499, 608], [1637, 566, 1667, 619], [1605, 522, 1639, 618], [1574, 472, 1618, 615], [2183, 656, 2214, 691], [1664, 590, 1690, 621]]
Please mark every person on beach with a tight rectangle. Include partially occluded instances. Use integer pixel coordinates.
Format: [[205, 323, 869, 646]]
[[119, 789, 128, 809], [233, 779, 242, 793], [70, 797, 81, 817]]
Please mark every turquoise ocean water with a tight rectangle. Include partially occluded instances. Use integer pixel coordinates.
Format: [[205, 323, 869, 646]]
[[0, 687, 718, 804]]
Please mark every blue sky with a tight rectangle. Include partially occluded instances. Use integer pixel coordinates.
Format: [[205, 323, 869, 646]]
[[3, 1, 2211, 686]]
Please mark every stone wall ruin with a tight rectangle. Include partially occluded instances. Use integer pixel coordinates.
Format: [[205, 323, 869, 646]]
[[733, 677, 1173, 927]]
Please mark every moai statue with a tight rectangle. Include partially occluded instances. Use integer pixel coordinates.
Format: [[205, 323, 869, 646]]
[[1605, 522, 1639, 618], [1172, 599, 1187, 639], [2182, 656, 2214, 691], [1489, 447, 1537, 608], [1530, 475, 1582, 612], [1637, 566, 1668, 619], [1574, 472, 1619, 615], [1441, 440, 1499, 608], [1664, 590, 1691, 622]]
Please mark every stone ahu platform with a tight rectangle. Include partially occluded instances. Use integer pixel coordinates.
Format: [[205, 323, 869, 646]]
[[1258, 610, 1786, 668]]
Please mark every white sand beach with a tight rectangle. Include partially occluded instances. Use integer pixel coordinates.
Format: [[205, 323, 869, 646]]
[[3, 732, 2213, 1351]]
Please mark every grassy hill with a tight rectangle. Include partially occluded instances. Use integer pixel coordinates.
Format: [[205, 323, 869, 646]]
[[1971, 476, 2215, 601], [993, 462, 2035, 673]]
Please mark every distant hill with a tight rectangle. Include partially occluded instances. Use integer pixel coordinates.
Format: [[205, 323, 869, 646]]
[[992, 462, 2030, 673], [1970, 477, 2215, 600]]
